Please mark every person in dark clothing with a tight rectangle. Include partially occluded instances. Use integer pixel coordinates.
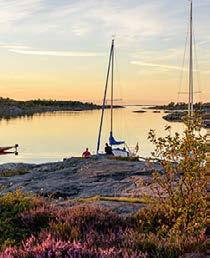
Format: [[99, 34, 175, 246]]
[[105, 143, 113, 155]]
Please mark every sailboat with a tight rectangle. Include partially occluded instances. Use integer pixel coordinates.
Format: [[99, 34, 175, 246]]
[[96, 39, 131, 157], [187, 0, 209, 127], [188, 0, 194, 118], [0, 144, 18, 155], [182, 0, 202, 120]]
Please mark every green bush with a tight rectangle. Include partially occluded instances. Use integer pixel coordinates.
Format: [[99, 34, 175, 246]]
[[0, 190, 32, 247], [132, 204, 174, 236], [132, 115, 206, 257], [0, 190, 52, 248]]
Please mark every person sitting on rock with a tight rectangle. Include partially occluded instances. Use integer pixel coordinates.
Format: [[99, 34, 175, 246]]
[[105, 143, 113, 155], [82, 148, 91, 158]]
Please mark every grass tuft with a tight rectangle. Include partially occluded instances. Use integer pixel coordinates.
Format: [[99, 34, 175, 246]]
[[0, 169, 29, 177], [109, 156, 140, 162], [74, 195, 150, 204]]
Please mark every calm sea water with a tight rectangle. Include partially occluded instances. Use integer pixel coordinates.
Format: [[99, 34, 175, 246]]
[[0, 106, 189, 164]]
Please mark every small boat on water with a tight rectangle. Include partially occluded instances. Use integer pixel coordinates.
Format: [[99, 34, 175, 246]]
[[133, 110, 146, 113], [96, 39, 137, 157], [0, 144, 18, 155]]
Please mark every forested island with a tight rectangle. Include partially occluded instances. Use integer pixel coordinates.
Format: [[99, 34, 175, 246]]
[[150, 101, 210, 111], [0, 97, 105, 119], [148, 102, 210, 122]]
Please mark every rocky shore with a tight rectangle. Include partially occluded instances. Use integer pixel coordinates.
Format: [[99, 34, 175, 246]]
[[0, 156, 162, 215], [162, 111, 186, 122]]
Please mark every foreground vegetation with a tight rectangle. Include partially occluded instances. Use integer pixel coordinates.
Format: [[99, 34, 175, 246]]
[[0, 190, 204, 257], [0, 117, 206, 257]]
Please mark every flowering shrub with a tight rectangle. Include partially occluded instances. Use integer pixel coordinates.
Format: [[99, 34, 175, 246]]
[[48, 205, 128, 248], [0, 188, 205, 257], [0, 234, 147, 258], [126, 229, 205, 258], [20, 205, 55, 234]]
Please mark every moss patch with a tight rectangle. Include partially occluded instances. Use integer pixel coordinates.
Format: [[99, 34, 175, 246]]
[[0, 169, 29, 177], [109, 156, 139, 162], [74, 195, 150, 204]]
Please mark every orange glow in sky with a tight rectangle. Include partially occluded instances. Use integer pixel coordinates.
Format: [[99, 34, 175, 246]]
[[0, 0, 209, 104]]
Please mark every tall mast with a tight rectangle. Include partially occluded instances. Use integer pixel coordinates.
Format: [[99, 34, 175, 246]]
[[188, 0, 193, 117], [96, 40, 114, 154], [111, 39, 114, 138]]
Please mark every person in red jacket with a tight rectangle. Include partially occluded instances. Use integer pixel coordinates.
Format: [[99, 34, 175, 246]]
[[82, 148, 91, 158]]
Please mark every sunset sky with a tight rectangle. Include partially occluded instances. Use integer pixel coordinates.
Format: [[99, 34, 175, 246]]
[[0, 0, 209, 104]]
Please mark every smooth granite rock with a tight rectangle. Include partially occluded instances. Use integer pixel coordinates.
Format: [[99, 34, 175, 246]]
[[0, 156, 163, 214]]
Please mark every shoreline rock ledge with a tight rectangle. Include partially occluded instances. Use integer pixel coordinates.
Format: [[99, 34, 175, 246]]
[[0, 156, 163, 214]]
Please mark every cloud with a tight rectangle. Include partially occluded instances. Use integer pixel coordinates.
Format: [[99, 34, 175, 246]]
[[0, 0, 209, 52], [8, 49, 104, 57], [132, 48, 185, 63], [80, 0, 164, 41], [0, 0, 43, 27], [131, 61, 185, 71], [0, 44, 31, 50], [131, 60, 203, 74], [6, 0, 164, 44]]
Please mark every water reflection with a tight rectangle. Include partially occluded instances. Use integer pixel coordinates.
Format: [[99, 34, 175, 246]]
[[0, 106, 186, 164]]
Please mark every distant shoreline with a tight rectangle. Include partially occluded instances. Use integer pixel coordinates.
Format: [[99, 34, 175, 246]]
[[146, 102, 210, 111], [0, 97, 123, 119], [137, 102, 210, 122]]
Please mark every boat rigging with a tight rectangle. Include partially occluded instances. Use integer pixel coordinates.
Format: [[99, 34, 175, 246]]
[[96, 39, 135, 157]]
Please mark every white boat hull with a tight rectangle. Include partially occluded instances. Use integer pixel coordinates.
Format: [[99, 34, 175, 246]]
[[112, 148, 129, 157]]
